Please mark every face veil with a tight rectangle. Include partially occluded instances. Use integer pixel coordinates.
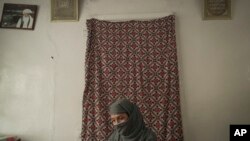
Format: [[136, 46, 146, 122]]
[[109, 99, 157, 141]]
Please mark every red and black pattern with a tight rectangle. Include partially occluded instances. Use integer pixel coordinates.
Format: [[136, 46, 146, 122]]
[[82, 15, 183, 141]]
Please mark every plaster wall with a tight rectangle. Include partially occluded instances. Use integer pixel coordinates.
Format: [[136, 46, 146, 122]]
[[0, 0, 250, 141]]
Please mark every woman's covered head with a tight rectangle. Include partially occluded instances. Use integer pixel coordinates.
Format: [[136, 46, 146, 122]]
[[109, 99, 145, 136], [108, 99, 157, 140], [109, 99, 132, 126]]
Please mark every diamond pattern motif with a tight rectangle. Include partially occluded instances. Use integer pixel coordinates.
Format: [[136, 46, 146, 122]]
[[82, 15, 183, 141]]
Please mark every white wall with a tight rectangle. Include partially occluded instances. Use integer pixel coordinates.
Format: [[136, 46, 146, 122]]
[[0, 0, 249, 141]]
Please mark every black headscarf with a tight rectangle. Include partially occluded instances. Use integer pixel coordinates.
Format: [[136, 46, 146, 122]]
[[108, 99, 157, 141]]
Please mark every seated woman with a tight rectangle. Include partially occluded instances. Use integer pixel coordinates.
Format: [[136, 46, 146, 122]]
[[108, 99, 157, 141]]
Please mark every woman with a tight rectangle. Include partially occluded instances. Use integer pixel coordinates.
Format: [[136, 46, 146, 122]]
[[108, 99, 157, 141]]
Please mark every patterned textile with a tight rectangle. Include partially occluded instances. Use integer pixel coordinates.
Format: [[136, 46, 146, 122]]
[[82, 15, 183, 141]]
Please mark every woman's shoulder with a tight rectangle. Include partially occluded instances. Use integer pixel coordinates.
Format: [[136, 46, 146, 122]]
[[108, 131, 117, 141], [144, 128, 157, 141]]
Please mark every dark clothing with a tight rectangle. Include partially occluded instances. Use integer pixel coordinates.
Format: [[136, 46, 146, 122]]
[[108, 99, 157, 141]]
